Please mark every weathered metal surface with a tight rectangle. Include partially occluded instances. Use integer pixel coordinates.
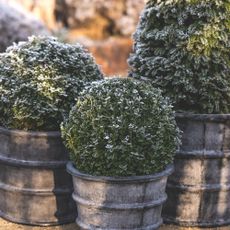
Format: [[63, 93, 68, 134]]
[[163, 113, 230, 227], [67, 162, 173, 230], [0, 127, 77, 226]]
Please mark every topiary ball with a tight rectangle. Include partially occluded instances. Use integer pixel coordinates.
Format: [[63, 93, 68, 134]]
[[61, 78, 180, 177], [0, 36, 104, 131], [129, 0, 230, 114]]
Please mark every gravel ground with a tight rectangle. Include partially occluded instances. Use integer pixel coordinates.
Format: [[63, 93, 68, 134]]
[[0, 218, 229, 230]]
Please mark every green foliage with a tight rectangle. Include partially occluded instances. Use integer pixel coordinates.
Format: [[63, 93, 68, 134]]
[[0, 36, 103, 131], [129, 0, 230, 113], [61, 78, 180, 176]]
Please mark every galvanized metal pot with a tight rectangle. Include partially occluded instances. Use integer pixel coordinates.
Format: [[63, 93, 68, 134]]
[[0, 127, 77, 226], [67, 162, 173, 230], [163, 113, 230, 227]]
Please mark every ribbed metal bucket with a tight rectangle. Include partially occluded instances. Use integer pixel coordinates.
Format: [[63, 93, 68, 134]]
[[0, 127, 77, 226], [163, 113, 230, 227], [67, 162, 173, 230]]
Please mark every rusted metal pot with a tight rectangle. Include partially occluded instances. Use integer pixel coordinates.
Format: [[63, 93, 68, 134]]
[[67, 162, 173, 230], [0, 127, 77, 226], [163, 113, 230, 227]]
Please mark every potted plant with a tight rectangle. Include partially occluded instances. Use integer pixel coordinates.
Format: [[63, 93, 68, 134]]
[[129, 0, 230, 227], [62, 78, 180, 229], [0, 36, 103, 225]]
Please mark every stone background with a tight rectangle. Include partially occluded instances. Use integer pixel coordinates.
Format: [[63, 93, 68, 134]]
[[0, 0, 146, 76], [3, 0, 145, 38], [0, 2, 49, 52]]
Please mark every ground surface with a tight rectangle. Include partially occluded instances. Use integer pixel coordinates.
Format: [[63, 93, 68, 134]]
[[0, 218, 229, 230]]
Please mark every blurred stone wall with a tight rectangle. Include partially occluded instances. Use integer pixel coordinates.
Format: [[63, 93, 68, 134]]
[[0, 2, 49, 52], [5, 0, 145, 38], [1, 0, 146, 75], [65, 0, 145, 39], [0, 0, 57, 29]]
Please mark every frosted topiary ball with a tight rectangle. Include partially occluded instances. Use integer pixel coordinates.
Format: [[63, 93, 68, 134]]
[[62, 78, 180, 176], [0, 36, 104, 131]]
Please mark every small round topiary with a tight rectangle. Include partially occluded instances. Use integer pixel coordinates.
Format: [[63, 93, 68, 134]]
[[129, 0, 230, 114], [61, 78, 180, 177], [0, 36, 104, 131]]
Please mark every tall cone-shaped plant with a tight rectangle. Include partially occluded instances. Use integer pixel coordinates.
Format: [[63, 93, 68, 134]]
[[129, 0, 230, 113]]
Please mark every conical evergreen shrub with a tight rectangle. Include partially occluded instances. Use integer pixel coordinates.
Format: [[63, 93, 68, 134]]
[[129, 0, 230, 113]]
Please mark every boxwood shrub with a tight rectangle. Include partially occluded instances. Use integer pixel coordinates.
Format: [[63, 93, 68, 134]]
[[61, 78, 180, 177], [0, 36, 103, 131], [129, 0, 230, 113]]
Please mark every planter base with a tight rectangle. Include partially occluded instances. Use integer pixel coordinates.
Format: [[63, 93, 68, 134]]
[[68, 162, 173, 229], [0, 127, 77, 226], [164, 216, 230, 228], [0, 210, 76, 227], [163, 114, 230, 227], [76, 219, 162, 230]]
